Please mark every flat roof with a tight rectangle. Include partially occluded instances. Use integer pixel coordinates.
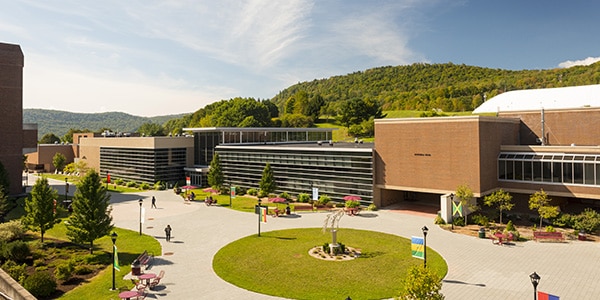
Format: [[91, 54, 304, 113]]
[[183, 127, 337, 132], [217, 141, 374, 152]]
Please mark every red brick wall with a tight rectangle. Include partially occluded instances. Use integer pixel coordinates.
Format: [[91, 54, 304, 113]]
[[0, 43, 24, 195]]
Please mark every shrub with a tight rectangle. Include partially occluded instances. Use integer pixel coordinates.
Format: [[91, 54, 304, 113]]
[[139, 183, 150, 190], [0, 220, 26, 243], [73, 265, 93, 275], [545, 225, 555, 232], [247, 188, 258, 196], [471, 214, 489, 227], [318, 195, 331, 205], [345, 200, 360, 208], [505, 220, 516, 232], [22, 271, 57, 298], [126, 181, 137, 188], [434, 215, 446, 225], [279, 192, 291, 200], [257, 190, 268, 198], [1, 260, 27, 283], [322, 243, 329, 254], [399, 266, 444, 300], [114, 178, 124, 185], [234, 186, 247, 196], [367, 203, 378, 211], [452, 217, 465, 227], [154, 181, 166, 190], [552, 213, 574, 228], [297, 193, 310, 203], [573, 208, 600, 234], [3, 240, 30, 263], [54, 260, 75, 281]]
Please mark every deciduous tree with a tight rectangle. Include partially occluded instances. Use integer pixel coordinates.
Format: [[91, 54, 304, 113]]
[[398, 266, 444, 300], [23, 177, 59, 242], [455, 184, 476, 225], [66, 170, 113, 254], [52, 153, 66, 173], [529, 189, 558, 228], [483, 189, 514, 224]]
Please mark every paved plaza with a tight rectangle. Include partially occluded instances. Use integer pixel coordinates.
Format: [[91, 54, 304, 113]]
[[40, 176, 600, 299]]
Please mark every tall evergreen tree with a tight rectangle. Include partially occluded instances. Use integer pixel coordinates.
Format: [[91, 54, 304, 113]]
[[0, 161, 9, 193], [23, 177, 59, 242], [66, 170, 113, 254], [207, 153, 224, 188], [0, 186, 11, 222], [259, 163, 276, 195]]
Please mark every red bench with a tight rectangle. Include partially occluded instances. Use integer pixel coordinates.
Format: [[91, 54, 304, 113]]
[[533, 231, 564, 242], [491, 232, 514, 245], [292, 205, 314, 213]]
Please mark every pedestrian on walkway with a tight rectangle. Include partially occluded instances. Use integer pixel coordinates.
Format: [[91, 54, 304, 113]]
[[151, 196, 157, 208], [165, 225, 172, 242]]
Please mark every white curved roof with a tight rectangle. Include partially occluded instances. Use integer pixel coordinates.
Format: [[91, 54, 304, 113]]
[[473, 84, 600, 113]]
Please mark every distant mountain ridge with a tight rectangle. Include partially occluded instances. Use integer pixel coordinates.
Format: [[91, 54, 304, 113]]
[[23, 109, 186, 140]]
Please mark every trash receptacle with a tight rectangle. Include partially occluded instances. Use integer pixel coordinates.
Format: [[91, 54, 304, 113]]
[[578, 231, 586, 241], [478, 228, 486, 238], [131, 260, 141, 276]]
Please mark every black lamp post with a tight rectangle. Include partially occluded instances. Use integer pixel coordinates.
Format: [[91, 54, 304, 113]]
[[138, 199, 143, 235], [65, 178, 69, 203], [111, 232, 118, 291], [422, 226, 429, 268], [450, 193, 455, 230], [530, 272, 540, 300], [257, 199, 262, 237]]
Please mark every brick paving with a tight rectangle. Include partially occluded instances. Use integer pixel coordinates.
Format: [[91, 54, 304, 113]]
[[40, 175, 600, 299]]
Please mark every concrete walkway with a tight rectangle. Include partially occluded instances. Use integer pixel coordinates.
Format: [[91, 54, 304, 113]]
[[33, 175, 600, 299]]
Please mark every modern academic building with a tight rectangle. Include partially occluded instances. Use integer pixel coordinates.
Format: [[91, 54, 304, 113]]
[[184, 127, 374, 203], [376, 84, 600, 221]]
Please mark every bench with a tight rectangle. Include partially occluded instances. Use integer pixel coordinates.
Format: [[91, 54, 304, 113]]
[[533, 231, 564, 242], [345, 207, 361, 216], [131, 250, 153, 275], [292, 205, 314, 213], [491, 232, 514, 245]]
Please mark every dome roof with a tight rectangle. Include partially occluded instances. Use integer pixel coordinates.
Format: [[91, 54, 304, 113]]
[[473, 84, 600, 113]]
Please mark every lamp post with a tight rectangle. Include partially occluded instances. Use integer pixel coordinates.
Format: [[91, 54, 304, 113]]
[[228, 180, 232, 208], [138, 199, 143, 235], [530, 272, 540, 300], [65, 178, 69, 203], [422, 226, 429, 268], [110, 232, 118, 291], [450, 193, 455, 230], [257, 199, 262, 237]]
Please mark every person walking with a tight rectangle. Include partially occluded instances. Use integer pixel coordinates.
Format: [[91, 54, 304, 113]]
[[164, 225, 172, 242], [151, 196, 157, 208]]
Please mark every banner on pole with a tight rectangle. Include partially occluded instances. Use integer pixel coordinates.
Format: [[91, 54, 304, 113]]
[[312, 187, 319, 201], [231, 187, 236, 198], [538, 291, 559, 300], [452, 201, 463, 217], [411, 236, 424, 260], [260, 207, 267, 223], [113, 245, 120, 271]]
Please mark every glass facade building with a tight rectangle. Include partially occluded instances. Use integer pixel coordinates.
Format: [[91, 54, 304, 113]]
[[217, 144, 374, 204], [100, 147, 187, 184]]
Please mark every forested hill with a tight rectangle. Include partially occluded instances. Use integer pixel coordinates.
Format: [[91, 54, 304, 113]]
[[23, 109, 185, 140], [270, 62, 600, 113]]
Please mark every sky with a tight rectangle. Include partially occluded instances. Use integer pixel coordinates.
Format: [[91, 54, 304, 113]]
[[2, 1, 600, 117]]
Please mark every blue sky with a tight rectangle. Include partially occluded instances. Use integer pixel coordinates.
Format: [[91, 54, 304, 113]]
[[2, 1, 599, 117]]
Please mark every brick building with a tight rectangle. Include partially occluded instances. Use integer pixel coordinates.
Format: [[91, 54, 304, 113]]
[[0, 42, 37, 195]]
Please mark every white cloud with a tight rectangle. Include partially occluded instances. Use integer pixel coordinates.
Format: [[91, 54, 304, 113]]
[[23, 54, 234, 116], [558, 57, 600, 68]]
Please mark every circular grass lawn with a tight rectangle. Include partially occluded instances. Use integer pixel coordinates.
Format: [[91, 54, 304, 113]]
[[213, 228, 447, 299]]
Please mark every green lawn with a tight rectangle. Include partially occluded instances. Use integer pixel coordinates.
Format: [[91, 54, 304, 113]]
[[213, 228, 447, 299]]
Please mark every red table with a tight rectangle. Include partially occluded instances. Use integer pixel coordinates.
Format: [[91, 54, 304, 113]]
[[118, 290, 138, 300], [139, 272, 156, 286]]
